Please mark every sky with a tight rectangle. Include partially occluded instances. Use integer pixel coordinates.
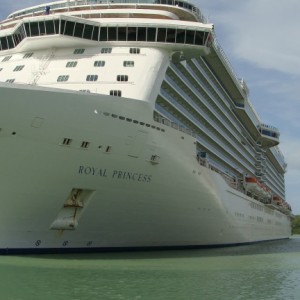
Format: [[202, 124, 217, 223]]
[[1, 0, 299, 214]]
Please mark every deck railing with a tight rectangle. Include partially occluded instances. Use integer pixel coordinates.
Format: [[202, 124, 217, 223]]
[[7, 0, 207, 23]]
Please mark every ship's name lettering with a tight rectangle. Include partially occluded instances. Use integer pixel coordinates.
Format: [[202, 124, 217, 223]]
[[78, 166, 152, 183]]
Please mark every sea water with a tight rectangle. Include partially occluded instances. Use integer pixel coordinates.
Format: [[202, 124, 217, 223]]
[[0, 236, 300, 300]]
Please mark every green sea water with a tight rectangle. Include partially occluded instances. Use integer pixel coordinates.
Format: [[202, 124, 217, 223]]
[[1, 236, 300, 300]]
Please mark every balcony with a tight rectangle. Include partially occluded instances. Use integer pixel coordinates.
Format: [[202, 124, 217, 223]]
[[257, 123, 280, 148]]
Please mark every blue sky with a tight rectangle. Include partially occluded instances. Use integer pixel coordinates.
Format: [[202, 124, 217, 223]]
[[1, 0, 299, 214]]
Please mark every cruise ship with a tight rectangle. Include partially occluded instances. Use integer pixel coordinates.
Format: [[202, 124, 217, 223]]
[[0, 0, 292, 253]]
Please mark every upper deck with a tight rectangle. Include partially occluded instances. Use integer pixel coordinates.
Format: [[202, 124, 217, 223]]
[[3, 0, 206, 24]]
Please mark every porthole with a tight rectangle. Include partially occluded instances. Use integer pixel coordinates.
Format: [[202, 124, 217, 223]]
[[81, 141, 90, 149], [117, 75, 128, 82], [2, 55, 12, 62], [66, 61, 78, 68], [57, 75, 69, 82], [101, 48, 112, 53], [129, 48, 140, 54], [86, 74, 98, 81], [62, 138, 72, 145], [94, 60, 105, 67], [23, 52, 33, 58], [109, 90, 122, 97], [123, 60, 134, 67], [13, 65, 24, 72], [74, 48, 85, 54]]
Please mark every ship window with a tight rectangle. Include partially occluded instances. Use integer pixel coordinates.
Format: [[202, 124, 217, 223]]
[[195, 31, 204, 45], [74, 23, 84, 38], [123, 61, 134, 67], [74, 48, 85, 54], [81, 141, 90, 149], [118, 27, 127, 41], [2, 55, 12, 62], [79, 89, 91, 93], [92, 26, 99, 41], [66, 61, 78, 68], [13, 65, 25, 72], [108, 27, 117, 41], [147, 27, 156, 42], [110, 90, 122, 97], [100, 27, 108, 41], [54, 20, 60, 34], [65, 21, 75, 36], [74, 22, 84, 38], [45, 20, 56, 35], [6, 79, 15, 83], [128, 27, 137, 41], [137, 27, 146, 41], [94, 60, 105, 67], [176, 29, 185, 43], [117, 75, 128, 82], [101, 47, 111, 53], [7, 36, 14, 49], [57, 75, 69, 82], [86, 75, 98, 81], [29, 22, 39, 36], [13, 29, 24, 47], [0, 38, 7, 51], [39, 21, 46, 35], [23, 52, 33, 59], [83, 24, 93, 40], [157, 28, 167, 42], [166, 28, 176, 43], [62, 138, 72, 145], [129, 48, 140, 54], [185, 30, 195, 44], [0, 37, 8, 50], [60, 20, 66, 34]]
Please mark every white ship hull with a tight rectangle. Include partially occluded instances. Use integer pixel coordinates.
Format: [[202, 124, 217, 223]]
[[0, 83, 291, 253]]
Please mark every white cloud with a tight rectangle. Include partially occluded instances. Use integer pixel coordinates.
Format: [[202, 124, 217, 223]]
[[280, 138, 300, 212], [281, 138, 300, 171]]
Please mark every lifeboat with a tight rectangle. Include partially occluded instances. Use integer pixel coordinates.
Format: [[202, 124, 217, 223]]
[[273, 195, 283, 206], [245, 177, 271, 199], [272, 196, 292, 212], [264, 194, 292, 214]]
